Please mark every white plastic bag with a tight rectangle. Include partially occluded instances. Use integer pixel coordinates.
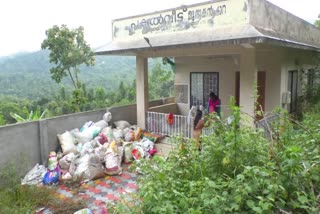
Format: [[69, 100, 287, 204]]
[[104, 142, 123, 175], [59, 153, 76, 170], [58, 131, 78, 155], [21, 163, 46, 185], [123, 142, 134, 163]]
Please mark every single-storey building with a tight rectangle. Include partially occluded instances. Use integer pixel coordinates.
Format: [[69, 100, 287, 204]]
[[95, 0, 320, 131]]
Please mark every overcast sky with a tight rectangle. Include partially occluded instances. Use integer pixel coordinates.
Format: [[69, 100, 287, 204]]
[[0, 0, 319, 57]]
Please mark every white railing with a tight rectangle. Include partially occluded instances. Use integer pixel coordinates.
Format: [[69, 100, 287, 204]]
[[146, 111, 214, 138]]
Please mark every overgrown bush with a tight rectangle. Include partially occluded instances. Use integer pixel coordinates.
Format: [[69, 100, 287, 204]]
[[116, 102, 320, 213]]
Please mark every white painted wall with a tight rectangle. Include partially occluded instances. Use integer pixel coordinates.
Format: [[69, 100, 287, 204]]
[[175, 55, 239, 116], [256, 47, 282, 113], [174, 45, 317, 118]]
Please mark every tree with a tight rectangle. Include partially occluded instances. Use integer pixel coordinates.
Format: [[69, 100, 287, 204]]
[[149, 63, 174, 100], [41, 25, 95, 111]]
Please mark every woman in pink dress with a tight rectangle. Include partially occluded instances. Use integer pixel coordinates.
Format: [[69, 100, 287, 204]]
[[208, 92, 221, 117]]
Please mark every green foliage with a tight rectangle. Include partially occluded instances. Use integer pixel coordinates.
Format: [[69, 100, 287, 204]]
[[149, 63, 174, 100], [41, 25, 95, 111], [41, 25, 95, 86], [0, 49, 174, 125], [0, 52, 137, 99], [10, 106, 47, 123], [0, 96, 31, 124], [117, 99, 320, 213]]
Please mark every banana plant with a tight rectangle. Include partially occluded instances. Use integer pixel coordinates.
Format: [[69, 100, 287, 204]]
[[10, 107, 47, 123]]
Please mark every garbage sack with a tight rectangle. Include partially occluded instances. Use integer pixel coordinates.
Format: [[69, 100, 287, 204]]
[[80, 141, 95, 156], [141, 138, 155, 152], [94, 120, 108, 130], [101, 126, 114, 142], [74, 154, 90, 178], [94, 144, 108, 163], [58, 131, 78, 155], [75, 124, 102, 144], [123, 142, 134, 163], [135, 127, 143, 140], [123, 128, 135, 142], [69, 156, 78, 177], [42, 166, 60, 185], [113, 120, 131, 130], [95, 132, 108, 145], [80, 121, 94, 132], [74, 154, 105, 181], [21, 163, 46, 185], [104, 142, 123, 175], [103, 112, 112, 122], [112, 128, 123, 143], [59, 153, 76, 170], [132, 146, 145, 160], [83, 154, 105, 181]]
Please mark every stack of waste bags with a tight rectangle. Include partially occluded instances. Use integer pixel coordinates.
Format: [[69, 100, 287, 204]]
[[21, 111, 162, 186]]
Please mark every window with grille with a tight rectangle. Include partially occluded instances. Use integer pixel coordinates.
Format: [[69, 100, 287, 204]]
[[190, 72, 219, 108]]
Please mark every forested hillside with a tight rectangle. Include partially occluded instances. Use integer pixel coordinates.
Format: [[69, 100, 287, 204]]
[[0, 50, 138, 99], [0, 51, 174, 125]]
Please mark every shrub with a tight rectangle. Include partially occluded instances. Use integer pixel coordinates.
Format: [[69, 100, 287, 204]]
[[116, 102, 320, 213]]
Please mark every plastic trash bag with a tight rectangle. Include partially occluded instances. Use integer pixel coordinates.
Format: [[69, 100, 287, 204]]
[[42, 166, 60, 185], [75, 124, 102, 144], [74, 154, 105, 181], [101, 126, 114, 142], [104, 142, 123, 175], [112, 128, 123, 143], [83, 154, 105, 181], [21, 163, 46, 185], [103, 112, 112, 122], [123, 128, 135, 142], [132, 146, 145, 160], [123, 142, 134, 163], [59, 153, 76, 170], [141, 138, 155, 152], [58, 131, 78, 155]]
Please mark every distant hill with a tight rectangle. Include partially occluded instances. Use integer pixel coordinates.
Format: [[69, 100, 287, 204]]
[[0, 50, 164, 99]]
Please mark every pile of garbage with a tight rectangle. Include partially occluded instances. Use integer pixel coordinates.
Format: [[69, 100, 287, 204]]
[[22, 112, 161, 186]]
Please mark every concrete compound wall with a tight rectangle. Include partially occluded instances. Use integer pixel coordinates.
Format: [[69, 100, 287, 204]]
[[0, 121, 41, 177], [148, 103, 179, 114], [0, 99, 173, 176]]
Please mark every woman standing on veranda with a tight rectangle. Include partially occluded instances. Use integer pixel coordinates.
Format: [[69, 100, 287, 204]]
[[208, 92, 221, 117]]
